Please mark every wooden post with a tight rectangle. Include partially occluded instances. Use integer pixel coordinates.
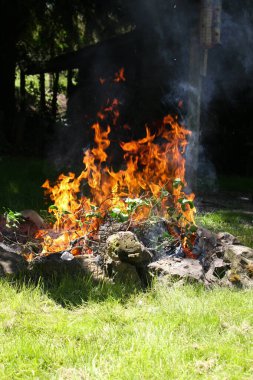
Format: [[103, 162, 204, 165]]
[[186, 0, 219, 190], [52, 72, 59, 119]]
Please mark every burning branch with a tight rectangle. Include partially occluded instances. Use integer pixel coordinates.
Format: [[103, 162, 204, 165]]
[[36, 69, 196, 257]]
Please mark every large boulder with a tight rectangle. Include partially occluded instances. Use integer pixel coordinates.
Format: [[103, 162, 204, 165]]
[[148, 257, 204, 283], [224, 245, 253, 267], [216, 232, 240, 246], [105, 231, 153, 265], [0, 249, 27, 276], [205, 258, 230, 282], [222, 245, 253, 287], [106, 261, 142, 286], [28, 253, 104, 281], [101, 231, 153, 287]]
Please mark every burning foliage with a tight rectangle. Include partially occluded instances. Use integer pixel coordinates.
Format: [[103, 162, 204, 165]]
[[36, 69, 196, 257]]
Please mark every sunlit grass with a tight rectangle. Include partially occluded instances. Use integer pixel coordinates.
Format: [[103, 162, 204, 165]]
[[0, 277, 253, 379]]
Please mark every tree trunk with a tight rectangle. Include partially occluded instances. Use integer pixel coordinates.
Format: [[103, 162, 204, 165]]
[[52, 72, 59, 119], [39, 73, 46, 112], [0, 1, 19, 147], [20, 69, 26, 111], [0, 46, 17, 144], [67, 69, 73, 98], [49, 73, 54, 92]]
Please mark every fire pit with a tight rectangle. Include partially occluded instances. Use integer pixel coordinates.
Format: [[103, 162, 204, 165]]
[[0, 70, 253, 288]]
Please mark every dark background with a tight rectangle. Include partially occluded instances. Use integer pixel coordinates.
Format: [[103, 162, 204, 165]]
[[0, 0, 252, 206]]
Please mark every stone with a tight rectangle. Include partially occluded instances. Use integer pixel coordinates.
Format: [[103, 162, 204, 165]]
[[0, 249, 27, 276], [106, 261, 142, 286], [205, 258, 230, 282], [131, 220, 169, 252], [217, 232, 240, 246], [105, 231, 153, 266], [97, 220, 128, 255], [221, 245, 253, 288], [224, 245, 253, 268], [75, 255, 104, 280], [20, 210, 45, 228], [148, 257, 204, 282], [28, 253, 104, 280], [196, 228, 217, 254]]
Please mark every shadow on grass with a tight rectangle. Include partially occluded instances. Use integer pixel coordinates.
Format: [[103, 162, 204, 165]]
[[5, 271, 140, 308], [0, 156, 58, 211]]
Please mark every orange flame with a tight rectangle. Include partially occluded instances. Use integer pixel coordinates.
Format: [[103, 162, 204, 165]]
[[114, 68, 126, 82], [38, 70, 195, 255]]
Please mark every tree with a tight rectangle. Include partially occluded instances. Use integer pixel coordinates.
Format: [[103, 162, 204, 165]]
[[0, 0, 131, 151], [0, 0, 44, 148]]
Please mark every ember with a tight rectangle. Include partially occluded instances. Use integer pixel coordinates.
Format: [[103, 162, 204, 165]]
[[37, 70, 196, 257]]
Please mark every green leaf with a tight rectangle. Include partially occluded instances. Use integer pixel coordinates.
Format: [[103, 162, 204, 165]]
[[62, 210, 71, 215], [176, 213, 183, 220], [109, 208, 129, 222], [85, 212, 101, 218], [189, 225, 198, 233], [162, 232, 172, 239], [49, 205, 58, 210], [173, 178, 184, 189], [160, 190, 169, 197], [77, 220, 83, 227], [178, 198, 195, 210], [111, 207, 122, 214]]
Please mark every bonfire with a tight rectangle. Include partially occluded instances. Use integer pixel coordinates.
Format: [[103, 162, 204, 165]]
[[35, 68, 196, 260], [1, 68, 251, 288]]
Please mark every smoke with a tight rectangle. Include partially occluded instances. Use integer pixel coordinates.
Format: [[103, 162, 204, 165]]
[[203, 5, 253, 107], [48, 0, 253, 179], [221, 7, 253, 74], [201, 2, 253, 178]]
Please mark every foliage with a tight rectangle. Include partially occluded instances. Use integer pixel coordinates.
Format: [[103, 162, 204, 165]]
[[3, 208, 24, 229], [39, 209, 57, 225], [46, 179, 195, 237], [108, 197, 150, 222], [17, 0, 133, 71]]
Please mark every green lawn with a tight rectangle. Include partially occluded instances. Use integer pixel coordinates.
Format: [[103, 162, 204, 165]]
[[0, 277, 253, 380]]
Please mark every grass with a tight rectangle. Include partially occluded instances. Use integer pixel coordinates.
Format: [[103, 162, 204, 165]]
[[0, 156, 58, 211], [218, 176, 253, 193], [196, 210, 253, 248], [0, 277, 253, 380]]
